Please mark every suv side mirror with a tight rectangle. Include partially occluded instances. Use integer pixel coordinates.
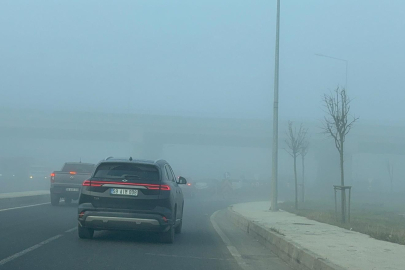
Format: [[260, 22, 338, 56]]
[[177, 176, 187, 185]]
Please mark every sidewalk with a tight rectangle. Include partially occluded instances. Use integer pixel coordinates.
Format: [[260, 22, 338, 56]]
[[229, 201, 404, 270]]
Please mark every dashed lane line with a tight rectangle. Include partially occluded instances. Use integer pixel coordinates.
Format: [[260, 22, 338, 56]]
[[65, 227, 77, 233], [0, 202, 50, 212], [0, 234, 62, 266]]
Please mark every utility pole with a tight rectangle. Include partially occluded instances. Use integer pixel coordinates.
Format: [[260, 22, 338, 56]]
[[271, 0, 280, 211]]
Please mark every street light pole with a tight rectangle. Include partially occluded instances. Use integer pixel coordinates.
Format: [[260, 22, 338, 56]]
[[271, 0, 281, 211], [315, 53, 348, 89]]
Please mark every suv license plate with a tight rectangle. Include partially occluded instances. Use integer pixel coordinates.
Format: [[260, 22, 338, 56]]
[[66, 188, 79, 192], [110, 188, 138, 196]]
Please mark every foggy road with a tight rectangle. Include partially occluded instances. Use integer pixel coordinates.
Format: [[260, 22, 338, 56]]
[[0, 196, 291, 270]]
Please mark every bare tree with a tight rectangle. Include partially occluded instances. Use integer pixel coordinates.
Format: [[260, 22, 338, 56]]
[[300, 139, 309, 203], [322, 87, 358, 223], [387, 160, 394, 194], [285, 121, 307, 210]]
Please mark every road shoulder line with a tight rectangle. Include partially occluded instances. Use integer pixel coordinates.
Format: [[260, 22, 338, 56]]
[[210, 210, 249, 270]]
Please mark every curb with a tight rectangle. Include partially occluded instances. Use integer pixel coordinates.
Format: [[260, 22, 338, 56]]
[[226, 206, 345, 270], [0, 193, 50, 208]]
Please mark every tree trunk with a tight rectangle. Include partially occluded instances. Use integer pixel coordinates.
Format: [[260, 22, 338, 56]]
[[301, 154, 305, 203], [340, 145, 346, 223], [294, 155, 298, 210]]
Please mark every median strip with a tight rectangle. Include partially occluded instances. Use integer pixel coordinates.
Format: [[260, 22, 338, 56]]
[[0, 190, 50, 209]]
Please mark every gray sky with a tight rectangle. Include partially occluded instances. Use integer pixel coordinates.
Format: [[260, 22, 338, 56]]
[[1, 0, 404, 123]]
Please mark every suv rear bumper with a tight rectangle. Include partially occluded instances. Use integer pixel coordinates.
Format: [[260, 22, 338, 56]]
[[78, 206, 171, 232]]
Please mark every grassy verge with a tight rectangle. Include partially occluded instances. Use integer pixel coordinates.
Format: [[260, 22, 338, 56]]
[[279, 201, 405, 245]]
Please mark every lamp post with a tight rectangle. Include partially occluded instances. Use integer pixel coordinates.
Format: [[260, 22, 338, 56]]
[[271, 0, 281, 211]]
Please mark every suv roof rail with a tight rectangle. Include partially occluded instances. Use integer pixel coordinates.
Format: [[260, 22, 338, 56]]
[[105, 156, 114, 160]]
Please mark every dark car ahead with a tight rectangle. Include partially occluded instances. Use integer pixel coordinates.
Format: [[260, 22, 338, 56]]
[[50, 162, 95, 206], [77, 157, 187, 243]]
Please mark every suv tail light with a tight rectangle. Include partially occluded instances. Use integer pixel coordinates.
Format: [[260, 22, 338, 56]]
[[50, 173, 55, 183], [147, 184, 170, 191], [82, 180, 170, 190], [82, 180, 102, 187]]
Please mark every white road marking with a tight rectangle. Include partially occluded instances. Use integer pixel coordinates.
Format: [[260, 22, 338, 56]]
[[210, 210, 250, 270], [0, 234, 62, 266], [65, 227, 77, 233], [0, 202, 50, 212]]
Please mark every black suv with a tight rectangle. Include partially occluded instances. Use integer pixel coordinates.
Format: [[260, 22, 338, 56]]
[[77, 158, 187, 243]]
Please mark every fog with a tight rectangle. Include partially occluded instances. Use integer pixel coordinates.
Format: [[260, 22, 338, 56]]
[[1, 0, 405, 205]]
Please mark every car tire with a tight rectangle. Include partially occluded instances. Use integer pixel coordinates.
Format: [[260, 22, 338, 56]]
[[160, 225, 174, 243], [175, 219, 182, 234], [78, 225, 94, 239], [50, 194, 60, 206]]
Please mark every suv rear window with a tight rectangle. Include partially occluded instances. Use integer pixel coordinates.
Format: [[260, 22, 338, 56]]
[[62, 163, 95, 173], [93, 163, 160, 182]]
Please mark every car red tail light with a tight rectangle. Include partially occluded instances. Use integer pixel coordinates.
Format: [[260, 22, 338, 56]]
[[69, 171, 77, 175], [82, 180, 102, 187], [81, 180, 170, 190], [147, 184, 170, 190], [50, 173, 55, 183], [159, 185, 171, 190], [82, 180, 90, 186]]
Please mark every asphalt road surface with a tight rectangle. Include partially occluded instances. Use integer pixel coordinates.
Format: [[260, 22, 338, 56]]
[[0, 194, 291, 270]]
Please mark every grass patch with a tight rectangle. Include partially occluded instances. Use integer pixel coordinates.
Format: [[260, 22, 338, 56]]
[[280, 201, 405, 245]]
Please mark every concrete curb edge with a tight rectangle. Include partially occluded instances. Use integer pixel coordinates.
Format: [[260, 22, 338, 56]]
[[226, 206, 346, 270]]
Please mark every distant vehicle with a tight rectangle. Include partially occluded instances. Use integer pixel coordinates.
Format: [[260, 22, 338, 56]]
[[179, 177, 196, 198], [195, 181, 209, 190], [194, 179, 220, 196], [50, 162, 95, 206], [77, 157, 187, 243], [194, 179, 216, 190], [29, 166, 51, 179], [28, 166, 52, 190], [231, 179, 243, 190]]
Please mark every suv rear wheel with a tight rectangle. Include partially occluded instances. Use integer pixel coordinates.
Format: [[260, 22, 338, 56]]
[[78, 225, 94, 239], [175, 219, 182, 234], [175, 206, 183, 234], [160, 226, 174, 243], [50, 193, 60, 206]]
